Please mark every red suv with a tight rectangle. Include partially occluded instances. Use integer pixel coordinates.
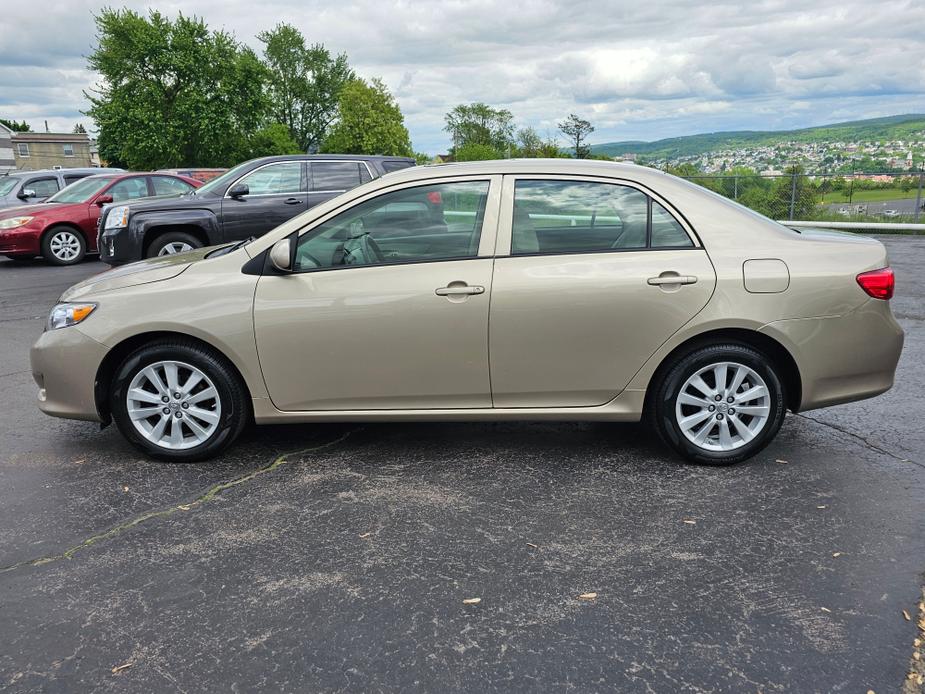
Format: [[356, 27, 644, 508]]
[[0, 172, 201, 265]]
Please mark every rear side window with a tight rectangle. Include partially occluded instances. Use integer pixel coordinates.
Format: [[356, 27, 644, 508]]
[[26, 178, 60, 198], [311, 162, 362, 191], [651, 201, 693, 248], [381, 160, 414, 173], [511, 180, 692, 255], [63, 174, 88, 186]]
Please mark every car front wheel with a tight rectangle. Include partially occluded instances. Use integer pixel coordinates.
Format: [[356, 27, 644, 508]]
[[147, 232, 202, 258], [42, 227, 86, 266], [652, 344, 786, 465], [110, 341, 249, 462]]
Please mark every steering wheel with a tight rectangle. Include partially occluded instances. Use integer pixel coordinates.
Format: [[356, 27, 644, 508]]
[[356, 233, 386, 264]]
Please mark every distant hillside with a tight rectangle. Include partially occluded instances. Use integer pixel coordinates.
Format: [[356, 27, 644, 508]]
[[590, 114, 925, 159]]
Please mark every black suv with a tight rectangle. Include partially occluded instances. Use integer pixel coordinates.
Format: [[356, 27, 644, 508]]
[[98, 154, 414, 264]]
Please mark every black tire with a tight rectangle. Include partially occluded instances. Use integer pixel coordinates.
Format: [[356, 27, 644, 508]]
[[146, 232, 203, 259], [110, 340, 249, 462], [651, 343, 786, 465], [41, 226, 86, 266]]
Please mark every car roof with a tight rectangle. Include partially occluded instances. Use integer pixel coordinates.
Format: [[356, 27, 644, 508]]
[[2, 167, 123, 178], [249, 154, 415, 164]]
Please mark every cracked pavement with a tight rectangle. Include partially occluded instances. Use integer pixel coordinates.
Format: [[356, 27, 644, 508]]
[[1, 238, 924, 692]]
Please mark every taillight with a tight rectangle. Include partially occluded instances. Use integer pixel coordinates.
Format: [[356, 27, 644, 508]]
[[426, 191, 442, 205], [856, 267, 894, 300]]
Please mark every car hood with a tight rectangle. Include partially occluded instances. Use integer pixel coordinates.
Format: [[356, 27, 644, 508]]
[[60, 247, 214, 301], [0, 202, 80, 218], [116, 192, 217, 213]]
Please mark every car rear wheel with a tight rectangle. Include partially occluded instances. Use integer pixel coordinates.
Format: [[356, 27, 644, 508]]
[[110, 341, 249, 462], [42, 227, 86, 266], [147, 232, 202, 258], [651, 343, 786, 465]]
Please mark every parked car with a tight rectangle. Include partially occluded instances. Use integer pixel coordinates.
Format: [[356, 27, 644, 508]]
[[157, 168, 227, 183], [98, 155, 416, 263], [31, 160, 903, 464], [0, 167, 123, 209], [883, 209, 899, 217], [0, 172, 201, 265]]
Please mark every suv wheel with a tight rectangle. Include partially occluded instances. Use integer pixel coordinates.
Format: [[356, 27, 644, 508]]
[[651, 344, 786, 465], [110, 341, 249, 462], [147, 232, 202, 258], [42, 227, 86, 266]]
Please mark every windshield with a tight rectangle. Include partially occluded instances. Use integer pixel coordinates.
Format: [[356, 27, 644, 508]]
[[47, 176, 115, 203], [194, 161, 254, 197], [0, 177, 19, 197]]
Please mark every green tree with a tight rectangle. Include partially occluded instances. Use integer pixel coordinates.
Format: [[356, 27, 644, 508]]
[[72, 123, 87, 134], [453, 143, 502, 161], [86, 9, 268, 169], [0, 118, 30, 132], [515, 127, 543, 157], [558, 113, 594, 158], [444, 103, 514, 152], [258, 23, 354, 152], [321, 78, 412, 156], [248, 123, 301, 157]]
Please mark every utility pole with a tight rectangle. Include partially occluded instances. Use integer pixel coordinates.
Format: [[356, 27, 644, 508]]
[[915, 162, 923, 226], [789, 169, 798, 220]]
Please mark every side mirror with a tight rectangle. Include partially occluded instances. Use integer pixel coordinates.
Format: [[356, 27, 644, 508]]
[[269, 238, 293, 272], [18, 189, 36, 200], [96, 194, 114, 206], [228, 183, 249, 199]]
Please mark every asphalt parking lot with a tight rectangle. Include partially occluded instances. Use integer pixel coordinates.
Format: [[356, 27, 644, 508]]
[[1, 238, 924, 693]]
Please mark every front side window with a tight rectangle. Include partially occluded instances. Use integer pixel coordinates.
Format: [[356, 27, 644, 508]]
[[26, 178, 60, 198], [238, 162, 302, 196], [152, 176, 195, 196], [109, 177, 150, 202], [311, 162, 363, 192], [294, 180, 490, 271], [512, 180, 650, 255]]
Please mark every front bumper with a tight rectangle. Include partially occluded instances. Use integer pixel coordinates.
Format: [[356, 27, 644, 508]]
[[31, 326, 109, 422], [0, 226, 41, 255], [760, 298, 904, 411], [97, 227, 137, 266]]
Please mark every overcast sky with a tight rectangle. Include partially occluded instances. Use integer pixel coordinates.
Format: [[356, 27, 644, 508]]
[[2, 0, 924, 153]]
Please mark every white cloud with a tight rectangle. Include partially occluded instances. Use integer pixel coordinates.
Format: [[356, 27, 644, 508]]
[[1, 0, 923, 152]]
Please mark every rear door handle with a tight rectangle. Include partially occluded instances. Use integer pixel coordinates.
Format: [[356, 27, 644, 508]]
[[435, 285, 485, 296], [647, 275, 698, 286], [284, 198, 304, 205]]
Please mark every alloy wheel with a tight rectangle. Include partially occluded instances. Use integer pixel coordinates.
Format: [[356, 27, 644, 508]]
[[674, 361, 771, 452], [158, 241, 195, 256], [49, 231, 82, 262], [126, 360, 222, 450]]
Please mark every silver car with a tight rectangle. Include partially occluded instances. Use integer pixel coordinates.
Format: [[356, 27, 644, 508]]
[[0, 168, 123, 208]]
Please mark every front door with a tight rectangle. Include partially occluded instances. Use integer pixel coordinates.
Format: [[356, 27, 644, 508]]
[[489, 176, 717, 408], [253, 177, 500, 411], [221, 161, 307, 241]]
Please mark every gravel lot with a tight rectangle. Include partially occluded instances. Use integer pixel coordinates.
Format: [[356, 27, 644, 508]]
[[1, 237, 924, 692]]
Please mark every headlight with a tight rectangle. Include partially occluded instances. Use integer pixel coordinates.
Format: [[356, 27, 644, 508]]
[[104, 206, 130, 229], [46, 303, 97, 331], [0, 216, 34, 230]]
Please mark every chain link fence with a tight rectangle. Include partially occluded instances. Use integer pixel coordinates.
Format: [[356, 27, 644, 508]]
[[678, 170, 925, 226]]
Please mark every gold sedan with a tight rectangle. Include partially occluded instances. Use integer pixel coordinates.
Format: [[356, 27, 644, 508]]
[[31, 160, 903, 464]]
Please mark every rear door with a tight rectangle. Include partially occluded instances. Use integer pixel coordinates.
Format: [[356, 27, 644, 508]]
[[221, 161, 307, 240], [488, 175, 717, 408], [307, 161, 370, 209]]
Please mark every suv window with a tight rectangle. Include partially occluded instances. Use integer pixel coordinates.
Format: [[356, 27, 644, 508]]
[[151, 176, 195, 196], [26, 177, 60, 198], [239, 162, 302, 196], [109, 177, 150, 202], [512, 180, 649, 254], [295, 180, 490, 271], [63, 174, 89, 186], [311, 162, 363, 192], [651, 201, 693, 248], [381, 160, 414, 173]]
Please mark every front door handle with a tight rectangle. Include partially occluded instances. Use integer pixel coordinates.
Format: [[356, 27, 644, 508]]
[[284, 198, 304, 205], [435, 284, 485, 296], [647, 274, 698, 286]]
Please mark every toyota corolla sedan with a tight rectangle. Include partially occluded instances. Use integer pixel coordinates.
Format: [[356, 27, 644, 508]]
[[30, 161, 903, 464]]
